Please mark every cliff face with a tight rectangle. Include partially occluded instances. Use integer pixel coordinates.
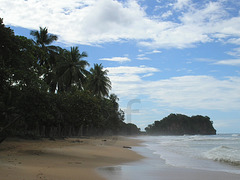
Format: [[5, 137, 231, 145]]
[[145, 114, 216, 135]]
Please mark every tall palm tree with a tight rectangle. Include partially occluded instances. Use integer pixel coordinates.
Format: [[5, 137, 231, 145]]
[[57, 47, 89, 92], [30, 27, 58, 67], [88, 63, 111, 98]]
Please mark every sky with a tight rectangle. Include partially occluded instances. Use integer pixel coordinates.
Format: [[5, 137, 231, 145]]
[[1, 0, 240, 133]]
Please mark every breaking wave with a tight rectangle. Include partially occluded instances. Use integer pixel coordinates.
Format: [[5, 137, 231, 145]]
[[204, 146, 240, 166]]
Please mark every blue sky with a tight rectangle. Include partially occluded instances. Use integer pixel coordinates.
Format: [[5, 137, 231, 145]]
[[1, 0, 240, 133]]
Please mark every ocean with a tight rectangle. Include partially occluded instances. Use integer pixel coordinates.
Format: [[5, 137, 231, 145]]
[[99, 134, 240, 180], [138, 134, 240, 174]]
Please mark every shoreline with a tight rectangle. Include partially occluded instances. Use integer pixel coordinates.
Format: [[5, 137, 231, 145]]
[[99, 135, 240, 180], [2, 135, 240, 180], [0, 137, 143, 180]]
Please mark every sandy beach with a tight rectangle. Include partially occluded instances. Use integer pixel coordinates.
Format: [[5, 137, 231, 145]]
[[1, 136, 240, 180], [0, 137, 143, 180]]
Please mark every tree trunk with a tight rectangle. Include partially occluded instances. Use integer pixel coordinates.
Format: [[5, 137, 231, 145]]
[[78, 125, 83, 137], [0, 115, 21, 144]]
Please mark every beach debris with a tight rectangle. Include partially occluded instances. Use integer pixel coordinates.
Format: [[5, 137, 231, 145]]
[[71, 140, 83, 143], [123, 146, 132, 149]]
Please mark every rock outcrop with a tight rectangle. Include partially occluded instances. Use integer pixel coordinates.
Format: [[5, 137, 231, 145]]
[[145, 114, 216, 135]]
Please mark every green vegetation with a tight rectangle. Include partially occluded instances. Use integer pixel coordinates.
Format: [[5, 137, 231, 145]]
[[0, 18, 140, 142], [145, 113, 216, 135], [0, 18, 217, 141]]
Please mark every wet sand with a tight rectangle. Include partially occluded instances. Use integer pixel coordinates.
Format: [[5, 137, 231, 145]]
[[99, 139, 240, 180], [0, 137, 143, 180]]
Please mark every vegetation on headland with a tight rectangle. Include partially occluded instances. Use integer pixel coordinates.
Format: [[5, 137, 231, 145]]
[[145, 113, 216, 135], [0, 18, 140, 142]]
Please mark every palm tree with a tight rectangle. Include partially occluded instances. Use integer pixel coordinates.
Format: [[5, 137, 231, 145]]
[[57, 47, 89, 92], [88, 63, 111, 98], [30, 27, 58, 67]]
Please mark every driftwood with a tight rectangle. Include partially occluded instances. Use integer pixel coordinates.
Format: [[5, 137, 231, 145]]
[[123, 146, 132, 149]]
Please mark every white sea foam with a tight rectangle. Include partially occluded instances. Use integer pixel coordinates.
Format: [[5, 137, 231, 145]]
[[232, 134, 240, 137], [203, 146, 240, 166], [136, 134, 240, 174]]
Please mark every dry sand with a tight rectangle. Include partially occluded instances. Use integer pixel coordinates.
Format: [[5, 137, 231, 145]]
[[0, 137, 143, 180]]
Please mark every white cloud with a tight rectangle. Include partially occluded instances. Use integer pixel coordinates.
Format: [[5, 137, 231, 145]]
[[227, 38, 240, 45], [180, 1, 226, 24], [161, 10, 173, 19], [106, 65, 160, 75], [216, 17, 240, 36], [99, 57, 131, 63], [106, 66, 160, 97], [146, 50, 162, 54], [1, 0, 149, 45], [142, 73, 154, 78], [196, 57, 240, 66], [108, 68, 240, 110], [151, 75, 240, 110], [136, 50, 161, 60], [136, 57, 151, 60], [137, 54, 145, 57], [214, 59, 240, 66], [109, 74, 142, 82], [176, 68, 192, 73], [226, 47, 240, 57], [173, 0, 191, 10], [1, 0, 240, 48]]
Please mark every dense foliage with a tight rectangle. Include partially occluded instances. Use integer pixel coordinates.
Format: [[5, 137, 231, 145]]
[[0, 18, 140, 141], [145, 113, 216, 135]]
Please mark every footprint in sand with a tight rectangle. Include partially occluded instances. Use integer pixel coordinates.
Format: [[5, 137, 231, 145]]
[[36, 172, 47, 180]]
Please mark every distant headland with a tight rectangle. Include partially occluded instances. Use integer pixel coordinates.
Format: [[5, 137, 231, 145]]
[[145, 113, 216, 135]]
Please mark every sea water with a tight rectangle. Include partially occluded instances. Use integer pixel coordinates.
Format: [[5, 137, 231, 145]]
[[98, 134, 240, 180], [137, 134, 240, 174]]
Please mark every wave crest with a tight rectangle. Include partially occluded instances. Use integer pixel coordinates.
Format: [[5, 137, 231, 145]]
[[204, 146, 240, 166]]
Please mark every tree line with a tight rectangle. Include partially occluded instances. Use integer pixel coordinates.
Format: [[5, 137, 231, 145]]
[[0, 18, 140, 142]]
